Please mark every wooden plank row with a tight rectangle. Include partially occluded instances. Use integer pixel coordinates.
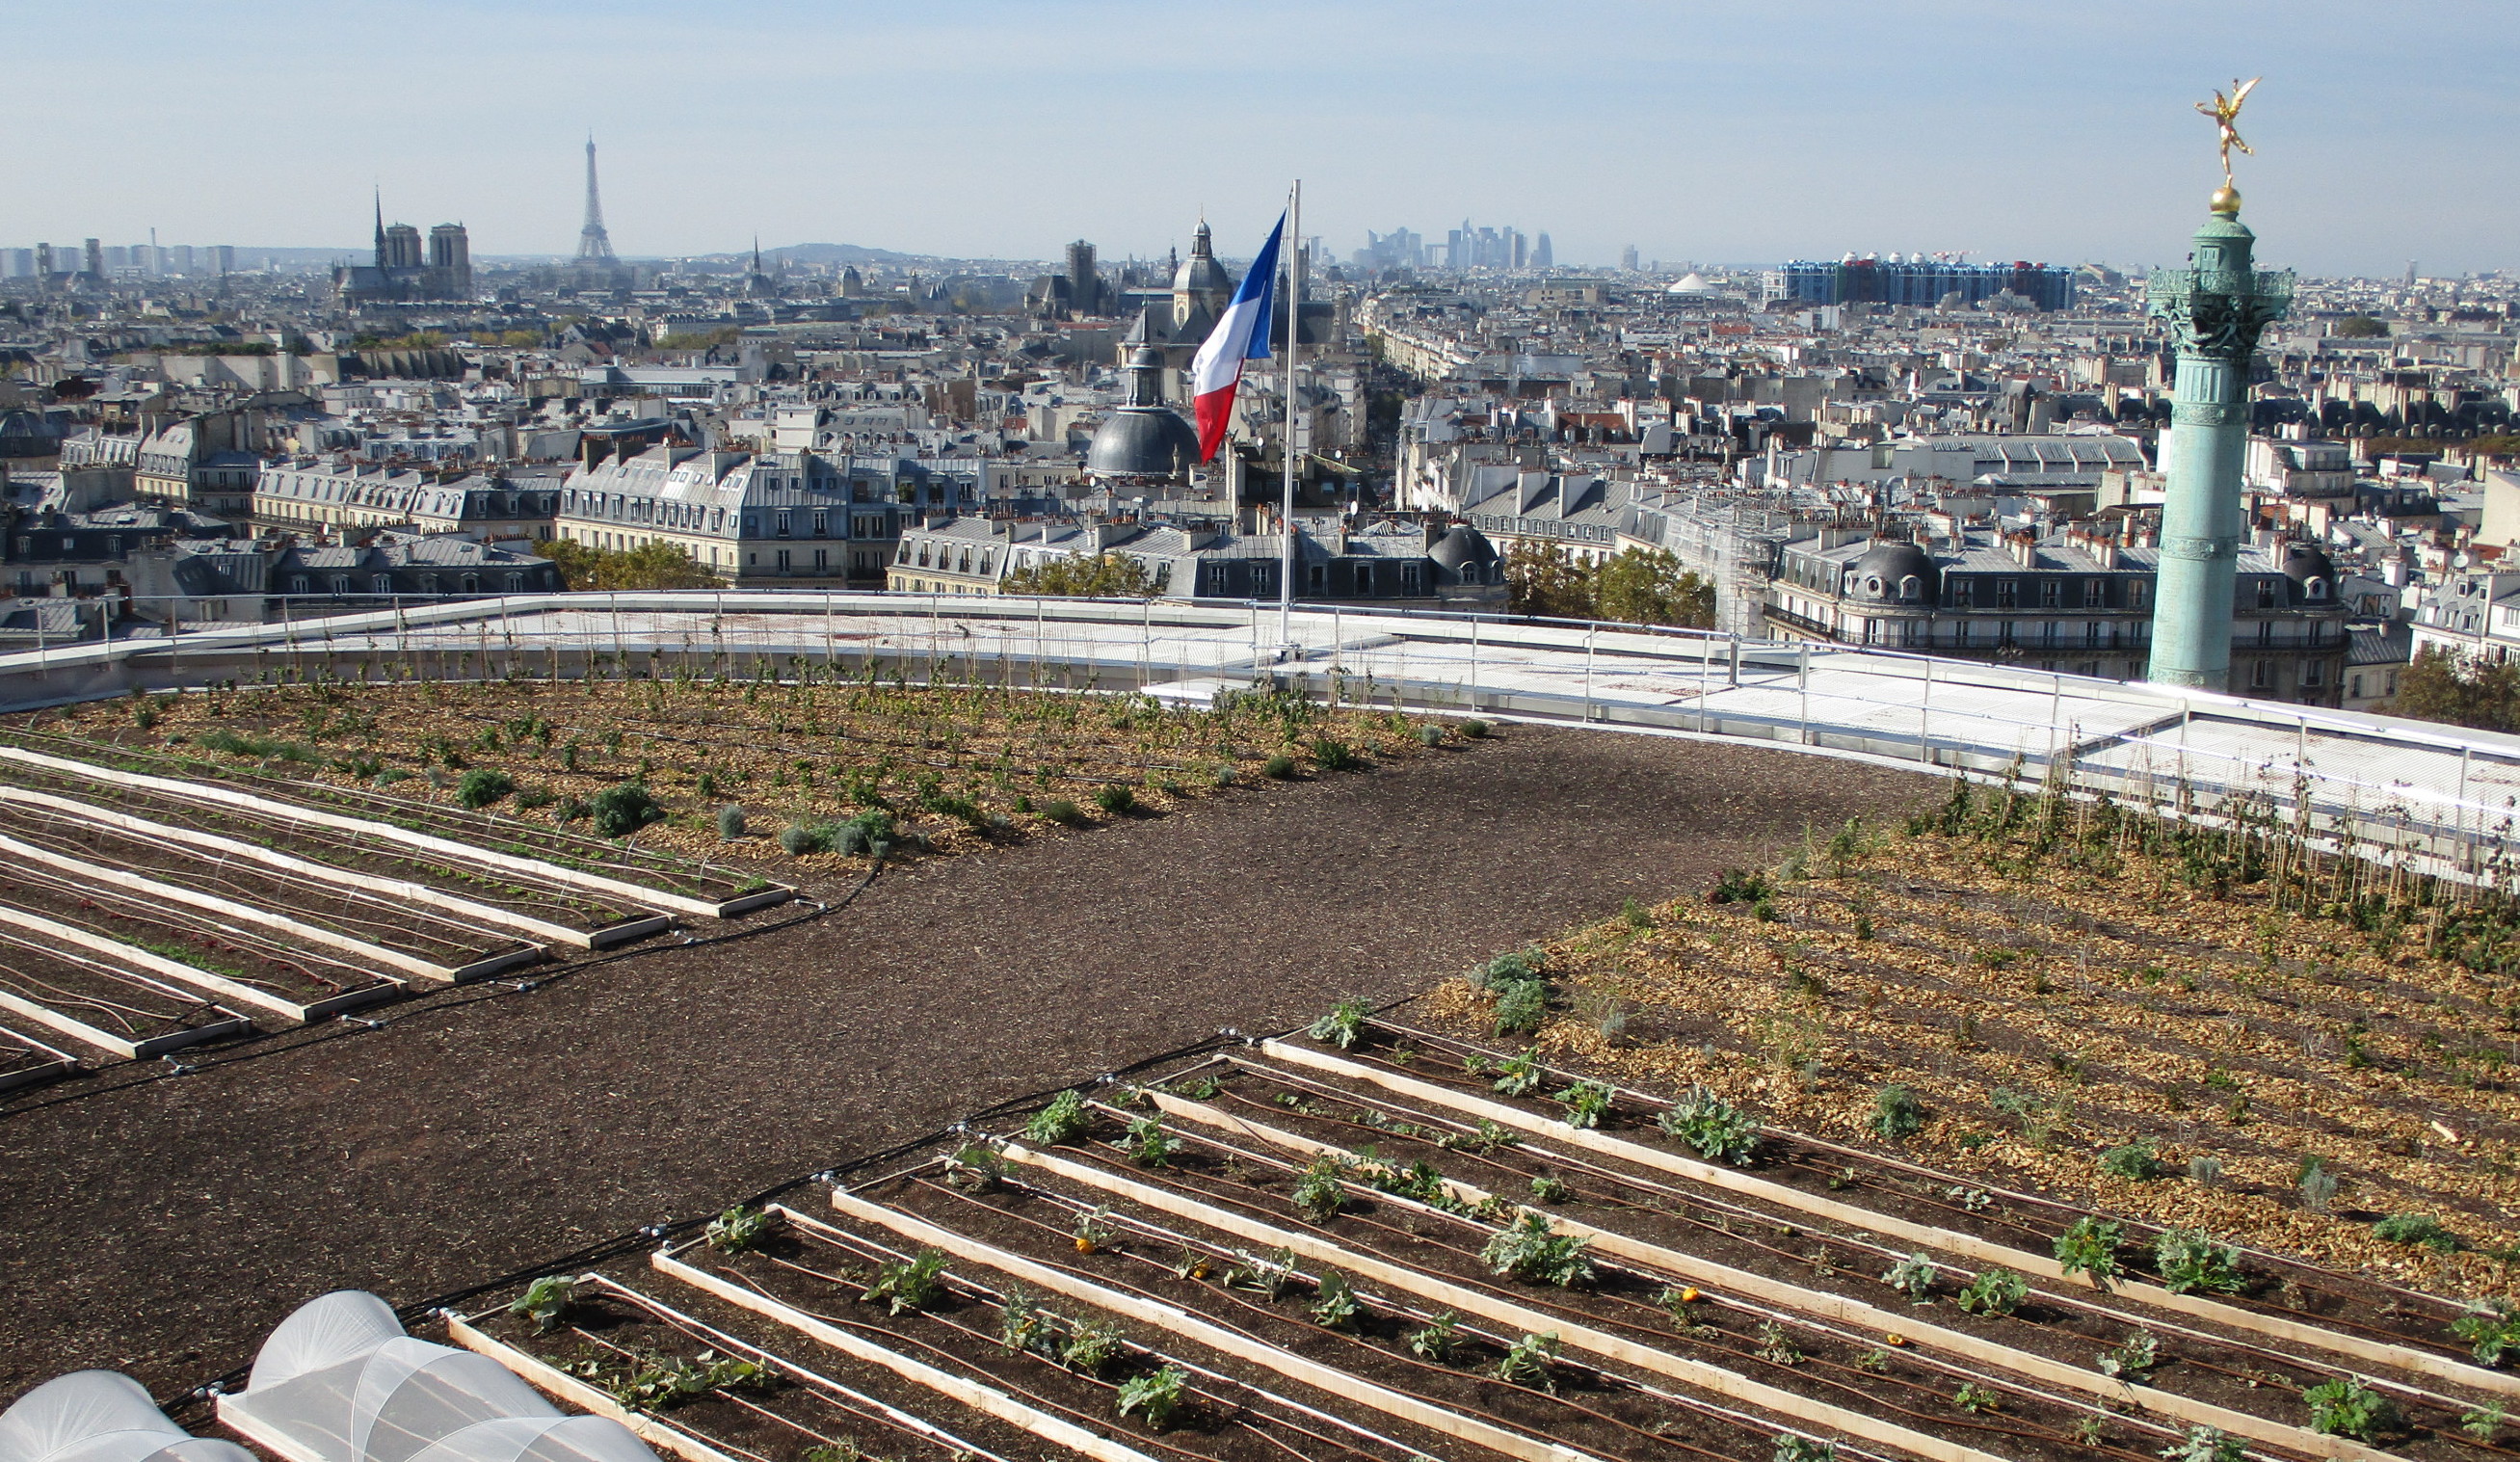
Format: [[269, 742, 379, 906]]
[[1260, 1039, 2520, 1400]]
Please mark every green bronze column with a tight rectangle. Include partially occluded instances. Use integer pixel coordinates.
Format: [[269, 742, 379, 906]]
[[2144, 192, 2291, 692]]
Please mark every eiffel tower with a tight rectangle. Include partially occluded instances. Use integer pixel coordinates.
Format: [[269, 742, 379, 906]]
[[576, 136, 616, 262]]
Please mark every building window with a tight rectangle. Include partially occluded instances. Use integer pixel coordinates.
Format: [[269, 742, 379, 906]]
[[812, 512, 828, 537], [777, 549, 791, 572], [814, 548, 828, 572], [1996, 580, 2018, 609], [2258, 621, 2273, 646], [2256, 579, 2275, 609], [1898, 574, 1921, 601], [2082, 578, 2104, 607], [2039, 580, 2059, 609], [2308, 621, 2325, 647], [1951, 579, 1975, 609], [2349, 673, 2364, 698], [2251, 659, 2272, 689], [1954, 621, 1971, 648], [505, 573, 523, 593], [2130, 581, 2149, 610], [2303, 660, 2324, 687]]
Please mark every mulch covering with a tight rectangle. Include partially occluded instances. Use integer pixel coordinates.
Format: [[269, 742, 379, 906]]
[[0, 726, 1931, 1403]]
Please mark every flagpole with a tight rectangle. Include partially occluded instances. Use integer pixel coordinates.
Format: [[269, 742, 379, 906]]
[[1278, 178, 1300, 651]]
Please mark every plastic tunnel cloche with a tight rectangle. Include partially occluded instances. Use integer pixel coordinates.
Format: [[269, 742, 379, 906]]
[[215, 1291, 661, 1462]]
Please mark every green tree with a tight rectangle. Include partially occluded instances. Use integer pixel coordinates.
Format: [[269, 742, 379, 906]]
[[1594, 546, 1717, 629], [2332, 315, 2390, 339], [2389, 647, 2520, 733], [1001, 552, 1155, 598], [1503, 542, 1597, 619], [532, 539, 722, 592], [1504, 543, 1715, 628]]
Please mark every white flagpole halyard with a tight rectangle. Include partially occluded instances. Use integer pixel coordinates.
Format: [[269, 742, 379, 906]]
[[1278, 178, 1300, 652]]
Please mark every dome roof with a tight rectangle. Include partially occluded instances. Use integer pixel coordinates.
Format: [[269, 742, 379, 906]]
[[1173, 220, 1233, 300], [1086, 345, 1199, 478], [1086, 409, 1200, 478], [1428, 523, 1499, 572], [1844, 541, 1939, 602], [1665, 272, 1709, 294], [2280, 541, 2336, 583]]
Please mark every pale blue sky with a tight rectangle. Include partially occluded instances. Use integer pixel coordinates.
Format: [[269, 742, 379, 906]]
[[16, 1, 2515, 277]]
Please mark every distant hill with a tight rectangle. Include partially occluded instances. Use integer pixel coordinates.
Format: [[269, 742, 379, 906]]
[[756, 243, 925, 266]]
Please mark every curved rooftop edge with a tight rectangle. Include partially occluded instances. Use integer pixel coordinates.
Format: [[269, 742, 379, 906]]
[[4, 590, 2513, 885]]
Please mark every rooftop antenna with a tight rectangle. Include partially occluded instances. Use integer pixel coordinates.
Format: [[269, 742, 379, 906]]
[[577, 134, 617, 262]]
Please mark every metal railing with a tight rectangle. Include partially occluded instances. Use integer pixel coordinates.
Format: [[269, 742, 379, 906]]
[[2, 590, 2512, 887]]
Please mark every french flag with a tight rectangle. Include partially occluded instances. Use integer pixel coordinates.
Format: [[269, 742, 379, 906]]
[[1188, 211, 1284, 464]]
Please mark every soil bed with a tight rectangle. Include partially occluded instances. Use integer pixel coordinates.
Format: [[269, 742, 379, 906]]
[[462, 1279, 1058, 1462], [0, 726, 1941, 1403], [18, 674, 1452, 880], [0, 756, 643, 931], [676, 1215, 1448, 1462], [1403, 792, 2520, 1311], [0, 725, 756, 903], [997, 1111, 2142, 1462], [0, 806, 531, 969], [1159, 1056, 2483, 1455], [0, 864, 402, 1014], [0, 1026, 70, 1080], [1349, 1021, 2488, 1372], [0, 922, 243, 1049], [866, 1166, 1789, 1462]]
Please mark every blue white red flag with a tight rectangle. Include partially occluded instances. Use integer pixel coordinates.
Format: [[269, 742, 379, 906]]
[[1187, 212, 1284, 464]]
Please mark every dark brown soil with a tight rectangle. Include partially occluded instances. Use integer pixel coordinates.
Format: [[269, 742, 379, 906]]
[[0, 757, 644, 930], [0, 728, 1931, 1403], [1352, 1028, 2482, 1367], [866, 1172, 1764, 1462], [1159, 1058, 2478, 1455]]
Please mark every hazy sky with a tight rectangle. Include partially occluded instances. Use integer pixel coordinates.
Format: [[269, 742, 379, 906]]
[[16, 1, 2515, 278]]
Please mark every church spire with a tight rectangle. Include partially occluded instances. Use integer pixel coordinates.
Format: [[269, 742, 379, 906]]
[[373, 186, 385, 268]]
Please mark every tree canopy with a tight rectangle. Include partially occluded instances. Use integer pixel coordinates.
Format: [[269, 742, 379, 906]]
[[533, 539, 722, 592], [2388, 647, 2520, 734], [1000, 552, 1154, 598], [1503, 543, 1716, 629]]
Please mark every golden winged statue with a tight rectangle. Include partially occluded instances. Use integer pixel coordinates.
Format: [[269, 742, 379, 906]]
[[2196, 76, 2260, 188]]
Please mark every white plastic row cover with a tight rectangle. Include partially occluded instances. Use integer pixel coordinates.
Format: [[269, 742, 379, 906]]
[[3, 1291, 659, 1462]]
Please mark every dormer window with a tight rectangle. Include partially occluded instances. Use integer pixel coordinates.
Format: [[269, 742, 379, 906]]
[[1899, 574, 1922, 602]]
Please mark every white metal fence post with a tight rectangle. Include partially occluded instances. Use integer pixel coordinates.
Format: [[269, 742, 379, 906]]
[[1920, 656, 1934, 765]]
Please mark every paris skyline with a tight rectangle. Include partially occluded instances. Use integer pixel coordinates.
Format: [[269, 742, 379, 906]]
[[19, 0, 2519, 276]]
